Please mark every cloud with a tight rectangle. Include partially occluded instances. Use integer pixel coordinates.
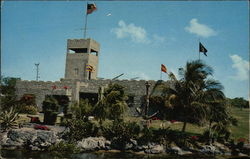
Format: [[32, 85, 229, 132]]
[[185, 18, 217, 38], [111, 20, 150, 43], [230, 54, 249, 81]]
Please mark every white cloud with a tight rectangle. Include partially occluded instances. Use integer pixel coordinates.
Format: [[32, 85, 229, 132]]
[[230, 54, 249, 81], [111, 20, 150, 44], [185, 18, 217, 38]]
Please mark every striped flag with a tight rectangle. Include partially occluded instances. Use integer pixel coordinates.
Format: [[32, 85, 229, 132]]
[[161, 64, 167, 73], [86, 64, 94, 72]]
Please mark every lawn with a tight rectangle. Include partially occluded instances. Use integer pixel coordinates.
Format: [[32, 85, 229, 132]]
[[16, 106, 249, 141], [230, 107, 249, 140]]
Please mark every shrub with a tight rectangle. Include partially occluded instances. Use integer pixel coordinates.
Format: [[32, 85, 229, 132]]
[[19, 105, 38, 115], [71, 99, 93, 120], [62, 119, 98, 142], [42, 96, 59, 125], [0, 107, 19, 131], [48, 141, 80, 156], [138, 127, 154, 145], [105, 120, 141, 149]]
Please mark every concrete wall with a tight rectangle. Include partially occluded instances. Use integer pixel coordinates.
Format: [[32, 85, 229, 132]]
[[64, 53, 89, 80], [65, 39, 100, 80]]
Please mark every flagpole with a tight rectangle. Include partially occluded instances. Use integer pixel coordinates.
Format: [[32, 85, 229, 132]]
[[198, 38, 200, 61], [160, 69, 162, 80], [84, 2, 88, 39]]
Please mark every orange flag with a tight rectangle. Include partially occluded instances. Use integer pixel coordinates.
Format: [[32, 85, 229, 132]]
[[161, 64, 167, 73]]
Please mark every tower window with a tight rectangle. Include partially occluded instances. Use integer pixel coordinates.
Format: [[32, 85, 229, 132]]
[[74, 68, 79, 76]]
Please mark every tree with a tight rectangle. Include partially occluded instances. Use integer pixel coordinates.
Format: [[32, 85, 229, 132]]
[[164, 60, 214, 132], [93, 83, 128, 125], [0, 77, 20, 110], [229, 97, 249, 109], [195, 79, 237, 141]]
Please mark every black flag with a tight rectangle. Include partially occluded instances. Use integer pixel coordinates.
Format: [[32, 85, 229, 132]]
[[199, 42, 207, 56]]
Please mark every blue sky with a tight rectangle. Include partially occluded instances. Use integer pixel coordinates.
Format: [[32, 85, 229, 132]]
[[1, 1, 249, 99]]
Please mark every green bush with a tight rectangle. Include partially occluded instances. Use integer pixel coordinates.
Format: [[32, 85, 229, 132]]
[[71, 99, 93, 120], [62, 119, 99, 142], [48, 141, 80, 156], [103, 120, 141, 149], [138, 127, 154, 145], [42, 96, 59, 125], [19, 105, 38, 115]]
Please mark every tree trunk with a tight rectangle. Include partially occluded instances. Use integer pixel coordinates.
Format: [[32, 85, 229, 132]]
[[208, 120, 212, 144], [182, 121, 187, 132]]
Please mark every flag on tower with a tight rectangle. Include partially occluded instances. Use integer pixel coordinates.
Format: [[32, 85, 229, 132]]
[[199, 42, 208, 56], [161, 64, 167, 73], [86, 64, 94, 72], [87, 3, 97, 14]]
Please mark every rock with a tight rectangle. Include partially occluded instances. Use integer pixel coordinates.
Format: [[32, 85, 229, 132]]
[[77, 137, 110, 152], [238, 152, 249, 157], [125, 139, 138, 150], [200, 145, 222, 155], [150, 144, 164, 154], [241, 143, 250, 156], [143, 143, 165, 154], [1, 128, 58, 151], [213, 142, 230, 154], [167, 146, 183, 155]]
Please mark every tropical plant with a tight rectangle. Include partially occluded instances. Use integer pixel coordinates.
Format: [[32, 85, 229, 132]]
[[164, 60, 237, 142], [70, 99, 93, 120], [0, 107, 19, 131], [93, 83, 128, 125], [164, 60, 213, 132]]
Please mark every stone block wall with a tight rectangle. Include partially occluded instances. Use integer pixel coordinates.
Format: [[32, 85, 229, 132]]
[[16, 79, 162, 116]]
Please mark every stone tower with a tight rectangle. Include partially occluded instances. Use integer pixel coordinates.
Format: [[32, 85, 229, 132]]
[[65, 38, 100, 80]]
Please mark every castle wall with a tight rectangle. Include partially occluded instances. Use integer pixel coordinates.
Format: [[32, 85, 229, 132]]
[[15, 79, 158, 115]]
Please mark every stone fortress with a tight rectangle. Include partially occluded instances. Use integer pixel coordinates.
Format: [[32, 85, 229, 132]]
[[16, 38, 164, 115]]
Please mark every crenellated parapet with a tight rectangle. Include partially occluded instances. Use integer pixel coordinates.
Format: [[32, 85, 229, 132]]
[[15, 78, 168, 113]]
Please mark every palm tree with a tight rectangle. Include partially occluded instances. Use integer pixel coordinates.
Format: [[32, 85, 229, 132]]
[[164, 60, 214, 132]]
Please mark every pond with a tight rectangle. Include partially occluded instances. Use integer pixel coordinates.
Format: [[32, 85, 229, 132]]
[[1, 150, 234, 159]]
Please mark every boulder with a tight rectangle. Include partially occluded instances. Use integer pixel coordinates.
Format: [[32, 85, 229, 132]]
[[241, 143, 250, 156], [213, 142, 230, 154], [125, 139, 138, 150], [144, 143, 165, 154], [1, 128, 58, 151], [200, 145, 222, 155], [167, 146, 191, 155], [77, 137, 110, 152]]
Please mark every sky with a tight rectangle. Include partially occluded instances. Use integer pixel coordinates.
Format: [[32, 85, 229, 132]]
[[1, 1, 249, 99]]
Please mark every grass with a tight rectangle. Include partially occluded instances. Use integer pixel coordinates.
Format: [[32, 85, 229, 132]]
[[16, 107, 249, 141], [230, 107, 249, 140]]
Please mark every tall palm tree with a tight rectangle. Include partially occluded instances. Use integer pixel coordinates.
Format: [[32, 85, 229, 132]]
[[164, 60, 215, 132]]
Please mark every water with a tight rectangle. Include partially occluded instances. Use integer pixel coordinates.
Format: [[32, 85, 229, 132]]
[[1, 150, 228, 159]]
